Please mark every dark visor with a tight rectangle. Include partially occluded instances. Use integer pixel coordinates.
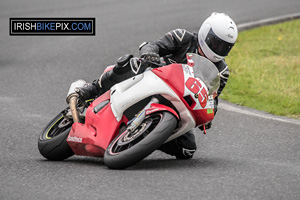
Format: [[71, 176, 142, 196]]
[[205, 28, 234, 56]]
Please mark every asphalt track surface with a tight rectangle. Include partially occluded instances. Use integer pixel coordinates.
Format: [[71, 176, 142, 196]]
[[1, 0, 300, 199]]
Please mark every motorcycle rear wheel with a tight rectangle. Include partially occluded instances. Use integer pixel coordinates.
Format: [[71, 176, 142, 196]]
[[104, 112, 177, 169], [38, 110, 74, 161]]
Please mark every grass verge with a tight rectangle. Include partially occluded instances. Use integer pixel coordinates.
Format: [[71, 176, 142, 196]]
[[222, 19, 300, 119]]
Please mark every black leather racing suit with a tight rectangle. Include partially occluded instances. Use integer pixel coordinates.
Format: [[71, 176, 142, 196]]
[[139, 29, 230, 159], [139, 28, 230, 97]]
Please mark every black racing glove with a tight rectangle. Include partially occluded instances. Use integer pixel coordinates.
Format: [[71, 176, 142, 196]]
[[74, 82, 99, 103], [140, 52, 161, 65]]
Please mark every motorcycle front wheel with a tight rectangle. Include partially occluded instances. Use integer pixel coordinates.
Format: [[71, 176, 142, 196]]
[[38, 110, 74, 161], [104, 112, 177, 169]]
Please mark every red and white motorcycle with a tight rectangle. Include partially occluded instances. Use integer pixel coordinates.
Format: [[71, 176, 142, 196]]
[[38, 53, 220, 169]]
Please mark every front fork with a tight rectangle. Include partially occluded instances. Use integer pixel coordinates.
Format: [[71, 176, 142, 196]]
[[126, 97, 159, 133], [66, 80, 87, 123]]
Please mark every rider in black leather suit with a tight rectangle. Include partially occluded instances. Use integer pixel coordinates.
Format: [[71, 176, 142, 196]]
[[76, 12, 238, 159]]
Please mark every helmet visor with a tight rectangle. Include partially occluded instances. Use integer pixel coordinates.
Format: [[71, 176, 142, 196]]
[[205, 28, 234, 57]]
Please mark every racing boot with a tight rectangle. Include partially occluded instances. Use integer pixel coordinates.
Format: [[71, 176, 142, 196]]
[[158, 130, 197, 159]]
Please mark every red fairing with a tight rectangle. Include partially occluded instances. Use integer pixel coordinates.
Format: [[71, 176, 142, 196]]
[[146, 103, 179, 120], [152, 62, 214, 126], [193, 109, 214, 126], [67, 90, 128, 157], [152, 64, 185, 97]]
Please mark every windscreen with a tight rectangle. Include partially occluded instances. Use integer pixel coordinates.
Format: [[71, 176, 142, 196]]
[[188, 53, 220, 95]]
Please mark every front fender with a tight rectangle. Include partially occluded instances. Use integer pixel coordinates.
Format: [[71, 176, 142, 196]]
[[145, 103, 180, 121]]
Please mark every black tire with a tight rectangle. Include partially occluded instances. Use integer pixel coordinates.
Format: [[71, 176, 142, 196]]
[[104, 112, 177, 169], [38, 110, 74, 161]]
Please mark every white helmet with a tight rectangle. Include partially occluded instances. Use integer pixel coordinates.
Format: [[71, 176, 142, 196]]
[[198, 12, 238, 62]]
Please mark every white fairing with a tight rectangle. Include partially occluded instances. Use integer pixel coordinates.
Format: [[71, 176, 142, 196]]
[[110, 69, 196, 142]]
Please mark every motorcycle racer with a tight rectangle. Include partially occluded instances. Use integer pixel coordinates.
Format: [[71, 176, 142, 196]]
[[76, 12, 238, 159]]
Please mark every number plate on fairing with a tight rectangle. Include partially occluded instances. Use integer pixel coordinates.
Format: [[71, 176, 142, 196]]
[[182, 64, 214, 110]]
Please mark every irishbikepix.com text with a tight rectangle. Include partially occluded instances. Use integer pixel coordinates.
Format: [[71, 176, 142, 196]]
[[10, 18, 95, 36]]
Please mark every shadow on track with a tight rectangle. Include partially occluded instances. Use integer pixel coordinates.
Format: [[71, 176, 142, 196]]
[[37, 155, 230, 171], [128, 156, 228, 171]]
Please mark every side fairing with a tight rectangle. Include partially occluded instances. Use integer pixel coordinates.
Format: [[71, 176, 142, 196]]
[[109, 65, 196, 141], [182, 64, 214, 110], [110, 69, 184, 122], [153, 63, 215, 126], [151, 64, 185, 97], [182, 64, 215, 125]]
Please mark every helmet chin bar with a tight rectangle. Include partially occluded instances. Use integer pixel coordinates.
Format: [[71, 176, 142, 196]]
[[199, 38, 223, 63]]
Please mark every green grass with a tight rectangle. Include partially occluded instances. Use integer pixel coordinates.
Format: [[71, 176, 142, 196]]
[[222, 19, 300, 119]]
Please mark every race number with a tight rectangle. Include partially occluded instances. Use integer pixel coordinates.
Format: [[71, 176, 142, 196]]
[[185, 77, 208, 108]]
